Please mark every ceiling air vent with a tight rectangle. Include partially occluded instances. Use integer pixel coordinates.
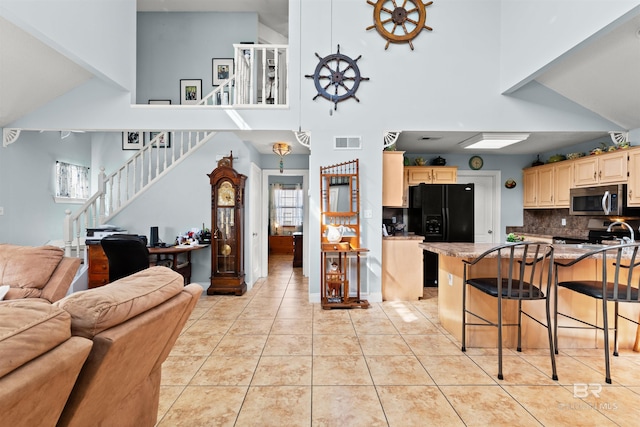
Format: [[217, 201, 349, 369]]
[[334, 136, 362, 150]]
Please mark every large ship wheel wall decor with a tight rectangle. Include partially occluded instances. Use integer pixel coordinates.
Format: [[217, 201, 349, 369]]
[[305, 45, 370, 110], [366, 0, 433, 50]]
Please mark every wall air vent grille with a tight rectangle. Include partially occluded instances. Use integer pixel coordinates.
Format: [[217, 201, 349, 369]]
[[334, 136, 362, 150]]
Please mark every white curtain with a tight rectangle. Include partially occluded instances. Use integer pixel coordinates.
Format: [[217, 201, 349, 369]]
[[56, 161, 90, 200]]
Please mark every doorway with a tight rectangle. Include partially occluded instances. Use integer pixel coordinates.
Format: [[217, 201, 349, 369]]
[[260, 169, 309, 278], [457, 170, 501, 244]]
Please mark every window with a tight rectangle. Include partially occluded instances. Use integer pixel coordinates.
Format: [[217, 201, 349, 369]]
[[273, 185, 303, 228], [55, 161, 90, 203]]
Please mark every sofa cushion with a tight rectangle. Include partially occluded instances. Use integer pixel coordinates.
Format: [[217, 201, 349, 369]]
[[0, 244, 64, 298], [0, 300, 72, 377], [54, 266, 184, 339]]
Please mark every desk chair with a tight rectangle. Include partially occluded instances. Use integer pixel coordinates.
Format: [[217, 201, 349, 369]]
[[101, 234, 150, 282], [554, 242, 640, 384], [462, 242, 557, 381]]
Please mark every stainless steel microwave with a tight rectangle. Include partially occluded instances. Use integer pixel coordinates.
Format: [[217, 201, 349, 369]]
[[569, 184, 640, 216]]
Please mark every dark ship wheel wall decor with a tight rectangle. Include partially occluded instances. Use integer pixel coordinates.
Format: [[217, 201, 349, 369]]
[[366, 0, 434, 50], [305, 45, 370, 111]]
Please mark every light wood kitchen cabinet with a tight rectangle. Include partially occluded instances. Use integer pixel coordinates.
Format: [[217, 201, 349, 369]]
[[406, 166, 457, 185], [537, 165, 555, 207], [382, 151, 406, 207], [573, 151, 627, 187], [382, 237, 424, 301], [522, 168, 538, 208], [553, 162, 573, 207], [625, 147, 640, 206], [522, 162, 572, 208]]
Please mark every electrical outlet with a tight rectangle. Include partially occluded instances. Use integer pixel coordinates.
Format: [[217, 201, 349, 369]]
[[364, 209, 372, 219], [448, 273, 453, 286], [561, 218, 566, 226], [0, 207, 4, 216]]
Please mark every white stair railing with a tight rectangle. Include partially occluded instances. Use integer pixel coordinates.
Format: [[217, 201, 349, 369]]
[[63, 130, 216, 258], [198, 44, 289, 107]]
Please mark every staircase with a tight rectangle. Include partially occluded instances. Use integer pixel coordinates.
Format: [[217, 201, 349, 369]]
[[62, 43, 289, 258], [63, 130, 216, 258]]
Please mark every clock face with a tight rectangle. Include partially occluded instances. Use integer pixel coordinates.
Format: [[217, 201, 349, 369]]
[[217, 181, 235, 206], [469, 155, 483, 170]]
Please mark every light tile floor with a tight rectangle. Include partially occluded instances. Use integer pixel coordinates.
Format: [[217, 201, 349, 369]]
[[157, 255, 640, 426]]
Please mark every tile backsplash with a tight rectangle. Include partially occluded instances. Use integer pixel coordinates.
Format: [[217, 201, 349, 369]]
[[506, 209, 596, 239]]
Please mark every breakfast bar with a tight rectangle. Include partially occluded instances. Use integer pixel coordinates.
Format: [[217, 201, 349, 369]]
[[420, 242, 640, 350]]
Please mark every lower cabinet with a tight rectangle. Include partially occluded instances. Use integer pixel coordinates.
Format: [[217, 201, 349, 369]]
[[269, 235, 293, 254], [293, 233, 303, 267], [382, 238, 424, 301]]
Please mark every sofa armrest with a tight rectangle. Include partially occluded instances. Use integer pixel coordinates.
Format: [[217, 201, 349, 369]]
[[41, 257, 81, 303]]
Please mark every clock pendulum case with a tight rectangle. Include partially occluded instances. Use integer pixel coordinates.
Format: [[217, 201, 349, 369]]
[[207, 153, 247, 296]]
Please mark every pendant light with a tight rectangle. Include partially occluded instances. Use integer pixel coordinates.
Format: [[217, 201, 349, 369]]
[[272, 142, 292, 173]]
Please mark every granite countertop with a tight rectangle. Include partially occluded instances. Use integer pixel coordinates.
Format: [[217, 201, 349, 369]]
[[418, 242, 627, 260], [383, 233, 424, 240]]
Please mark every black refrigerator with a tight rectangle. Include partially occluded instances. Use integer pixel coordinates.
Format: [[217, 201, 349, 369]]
[[408, 183, 474, 286]]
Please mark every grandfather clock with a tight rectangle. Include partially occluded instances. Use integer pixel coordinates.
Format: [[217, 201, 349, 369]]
[[207, 152, 247, 295]]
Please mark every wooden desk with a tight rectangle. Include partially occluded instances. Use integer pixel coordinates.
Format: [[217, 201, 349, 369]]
[[87, 241, 208, 288], [148, 245, 208, 285]]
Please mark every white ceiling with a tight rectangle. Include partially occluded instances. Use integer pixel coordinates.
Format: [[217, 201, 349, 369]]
[[1, 1, 639, 156]]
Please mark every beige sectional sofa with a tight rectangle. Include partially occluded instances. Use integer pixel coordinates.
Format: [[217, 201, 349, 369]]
[[0, 244, 81, 302], [0, 266, 202, 427]]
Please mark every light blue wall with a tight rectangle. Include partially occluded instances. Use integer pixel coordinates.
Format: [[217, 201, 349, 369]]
[[136, 12, 258, 105], [0, 131, 92, 245]]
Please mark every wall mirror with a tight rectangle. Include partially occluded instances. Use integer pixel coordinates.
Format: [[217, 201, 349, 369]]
[[320, 159, 360, 248]]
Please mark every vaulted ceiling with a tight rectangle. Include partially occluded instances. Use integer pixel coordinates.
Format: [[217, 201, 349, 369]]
[[1, 1, 639, 155]]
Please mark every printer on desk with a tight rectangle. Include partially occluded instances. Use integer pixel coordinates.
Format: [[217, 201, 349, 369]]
[[86, 225, 127, 240]]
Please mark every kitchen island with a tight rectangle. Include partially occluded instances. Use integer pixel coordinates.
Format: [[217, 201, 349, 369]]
[[419, 242, 640, 350], [382, 234, 424, 301]]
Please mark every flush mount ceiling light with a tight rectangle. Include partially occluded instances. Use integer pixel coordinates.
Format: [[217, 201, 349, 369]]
[[272, 142, 292, 173], [460, 133, 530, 150]]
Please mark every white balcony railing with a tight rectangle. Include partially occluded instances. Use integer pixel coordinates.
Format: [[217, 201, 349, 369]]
[[198, 44, 289, 107]]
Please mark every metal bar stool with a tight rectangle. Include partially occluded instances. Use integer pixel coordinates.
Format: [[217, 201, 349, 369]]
[[554, 242, 640, 384], [462, 242, 558, 381]]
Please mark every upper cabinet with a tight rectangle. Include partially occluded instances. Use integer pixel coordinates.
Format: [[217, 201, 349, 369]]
[[406, 166, 457, 185], [625, 147, 640, 206], [523, 162, 572, 208], [572, 151, 627, 187], [382, 151, 406, 207]]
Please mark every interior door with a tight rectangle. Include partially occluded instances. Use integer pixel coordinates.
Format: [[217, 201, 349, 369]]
[[249, 163, 262, 285], [457, 171, 499, 244]]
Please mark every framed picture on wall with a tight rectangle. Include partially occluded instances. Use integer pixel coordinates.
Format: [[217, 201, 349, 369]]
[[149, 131, 171, 148], [212, 58, 234, 86], [122, 131, 144, 150], [148, 99, 171, 105], [180, 79, 202, 105]]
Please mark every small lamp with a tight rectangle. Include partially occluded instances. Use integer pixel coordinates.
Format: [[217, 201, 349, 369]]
[[272, 142, 292, 173]]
